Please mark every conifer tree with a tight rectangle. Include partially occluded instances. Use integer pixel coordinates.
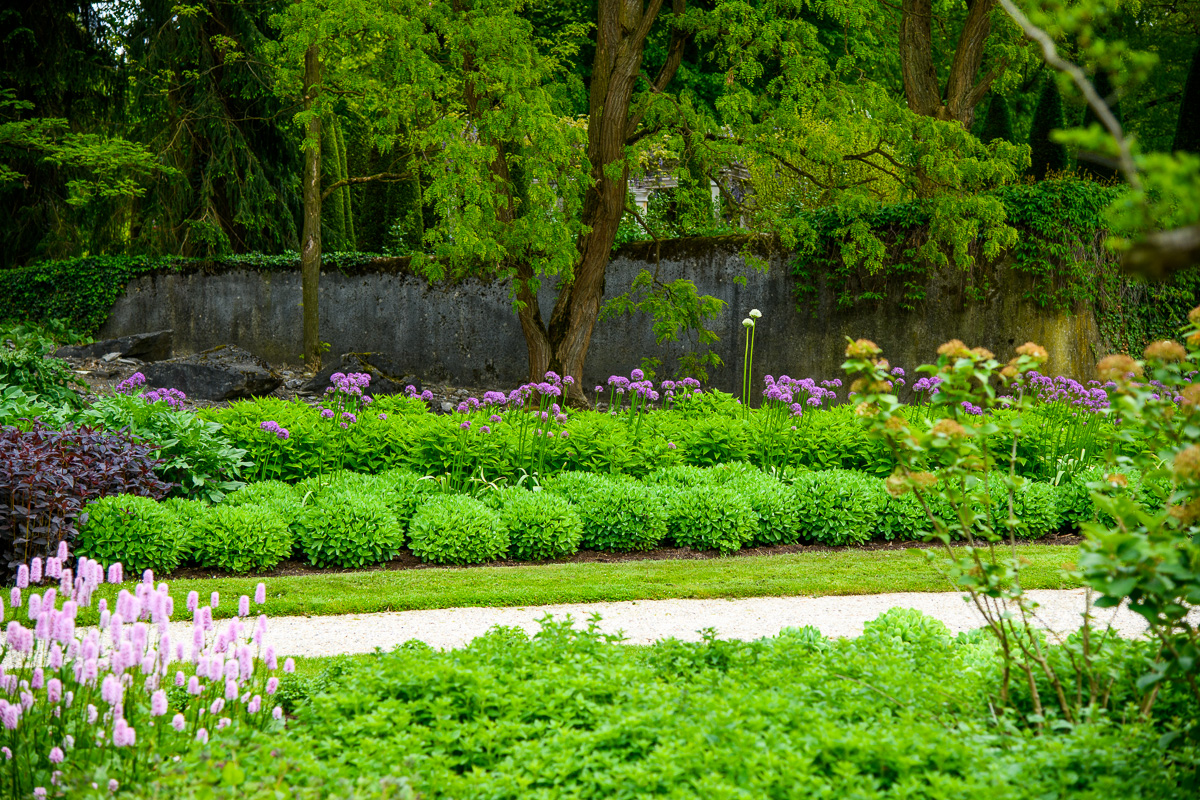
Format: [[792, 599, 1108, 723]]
[[1028, 76, 1068, 179], [979, 93, 1014, 144], [1173, 44, 1200, 154]]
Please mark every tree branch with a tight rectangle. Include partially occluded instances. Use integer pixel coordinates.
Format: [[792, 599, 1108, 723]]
[[321, 171, 410, 201]]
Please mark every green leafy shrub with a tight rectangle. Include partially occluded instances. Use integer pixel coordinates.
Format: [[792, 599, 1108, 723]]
[[682, 416, 751, 467], [496, 490, 582, 561], [192, 505, 293, 574], [793, 469, 888, 545], [77, 495, 183, 574], [294, 487, 404, 568], [1056, 465, 1143, 527], [160, 497, 211, 561], [547, 472, 666, 552], [408, 494, 509, 565], [1011, 479, 1061, 539], [45, 393, 249, 501], [658, 484, 756, 554], [728, 472, 803, 546], [0, 348, 81, 407], [643, 464, 715, 488]]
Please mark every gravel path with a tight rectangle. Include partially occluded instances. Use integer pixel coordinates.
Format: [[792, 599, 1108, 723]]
[[240, 589, 1192, 658]]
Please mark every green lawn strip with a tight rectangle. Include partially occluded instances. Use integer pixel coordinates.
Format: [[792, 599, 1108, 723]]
[[74, 545, 1082, 625]]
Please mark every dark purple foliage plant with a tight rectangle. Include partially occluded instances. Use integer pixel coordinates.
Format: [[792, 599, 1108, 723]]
[[0, 424, 173, 581]]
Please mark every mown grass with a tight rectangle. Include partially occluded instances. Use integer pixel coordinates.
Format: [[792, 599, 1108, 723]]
[[76, 545, 1082, 625]]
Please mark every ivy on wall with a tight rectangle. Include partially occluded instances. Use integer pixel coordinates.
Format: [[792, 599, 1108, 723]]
[[789, 178, 1122, 314], [0, 252, 392, 335]]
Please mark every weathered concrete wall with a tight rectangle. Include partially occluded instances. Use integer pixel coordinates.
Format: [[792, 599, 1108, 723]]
[[99, 240, 1103, 393]]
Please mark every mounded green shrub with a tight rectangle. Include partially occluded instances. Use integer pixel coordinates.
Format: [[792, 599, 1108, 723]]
[[1011, 480, 1060, 539], [496, 490, 582, 561], [1056, 466, 1143, 527], [658, 484, 757, 554], [408, 494, 509, 565], [793, 469, 888, 545], [728, 472, 803, 546], [192, 505, 293, 574], [160, 496, 211, 562], [643, 464, 716, 489], [299, 468, 434, 531], [293, 487, 404, 568], [77, 494, 183, 574], [547, 473, 666, 552]]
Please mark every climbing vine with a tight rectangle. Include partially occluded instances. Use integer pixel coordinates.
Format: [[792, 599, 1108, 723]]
[[789, 177, 1121, 313], [0, 252, 389, 335]]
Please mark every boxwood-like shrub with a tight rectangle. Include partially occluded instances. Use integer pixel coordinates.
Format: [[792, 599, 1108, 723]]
[[658, 484, 756, 554], [728, 472, 803, 546], [408, 494, 509, 565], [299, 468, 434, 532], [293, 487, 404, 568], [160, 496, 211, 562], [1056, 466, 1143, 527], [547, 473, 666, 552], [1011, 479, 1060, 539], [643, 465, 716, 489], [496, 490, 582, 561], [192, 505, 293, 573], [793, 469, 888, 545], [77, 494, 183, 574]]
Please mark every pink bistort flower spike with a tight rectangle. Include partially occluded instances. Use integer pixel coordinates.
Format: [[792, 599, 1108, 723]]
[[49, 747, 64, 764], [238, 595, 250, 617], [255, 583, 266, 605], [171, 713, 185, 732], [210, 592, 219, 608], [15, 565, 28, 589], [283, 657, 295, 674], [196, 728, 208, 744], [151, 690, 168, 717], [107, 563, 122, 584], [272, 706, 283, 721]]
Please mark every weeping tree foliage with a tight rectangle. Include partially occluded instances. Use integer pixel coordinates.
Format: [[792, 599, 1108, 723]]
[[0, 1, 157, 267], [1028, 75, 1069, 179], [121, 0, 301, 257]]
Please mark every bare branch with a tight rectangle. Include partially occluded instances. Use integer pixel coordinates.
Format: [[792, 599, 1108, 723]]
[[321, 171, 410, 201]]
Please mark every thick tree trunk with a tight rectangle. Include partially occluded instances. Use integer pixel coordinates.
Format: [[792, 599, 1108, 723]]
[[301, 45, 322, 370], [900, 0, 999, 127], [538, 0, 686, 406]]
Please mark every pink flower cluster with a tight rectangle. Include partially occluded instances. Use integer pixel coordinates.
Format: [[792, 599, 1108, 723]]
[[1, 544, 286, 797]]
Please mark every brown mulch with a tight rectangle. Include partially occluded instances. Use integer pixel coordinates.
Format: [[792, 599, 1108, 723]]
[[165, 532, 1085, 582]]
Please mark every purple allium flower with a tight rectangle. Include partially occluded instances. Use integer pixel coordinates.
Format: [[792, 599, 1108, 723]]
[[595, 385, 603, 393], [560, 430, 569, 439], [1, 747, 9, 760], [378, 412, 387, 421], [460, 420, 471, 431], [667, 441, 677, 450], [421, 390, 433, 401], [341, 412, 357, 424], [630, 368, 644, 380], [457, 402, 469, 413], [480, 425, 491, 434], [320, 408, 335, 420]]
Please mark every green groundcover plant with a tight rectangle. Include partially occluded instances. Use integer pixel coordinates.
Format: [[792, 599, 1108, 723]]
[[131, 613, 1197, 798]]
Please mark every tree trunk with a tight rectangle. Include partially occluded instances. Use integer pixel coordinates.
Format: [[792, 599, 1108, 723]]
[[900, 0, 999, 127], [539, 0, 687, 406], [301, 45, 322, 370]]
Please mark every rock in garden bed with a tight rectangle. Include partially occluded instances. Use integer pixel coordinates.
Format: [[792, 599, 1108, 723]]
[[300, 352, 422, 397], [55, 329, 173, 362], [141, 345, 282, 401]]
